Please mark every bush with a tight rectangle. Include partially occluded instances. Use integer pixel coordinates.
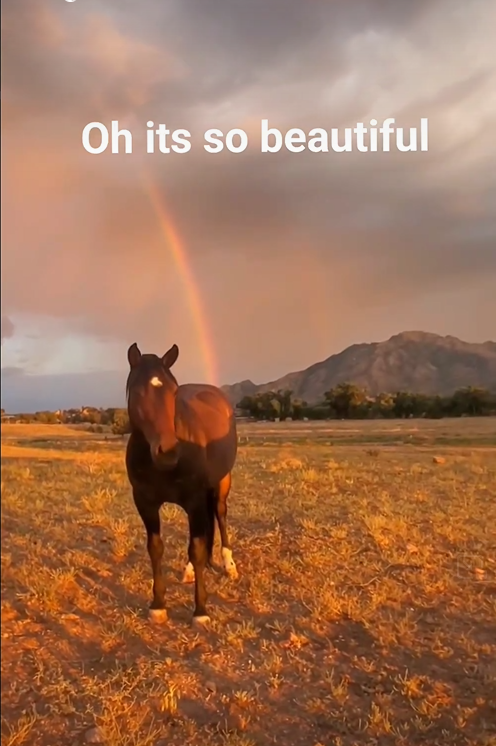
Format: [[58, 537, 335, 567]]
[[111, 414, 131, 436]]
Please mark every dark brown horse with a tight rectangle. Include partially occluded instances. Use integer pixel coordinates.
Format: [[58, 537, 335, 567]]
[[125, 342, 238, 626]]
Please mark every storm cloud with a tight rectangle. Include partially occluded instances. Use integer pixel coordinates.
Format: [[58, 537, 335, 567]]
[[1, 316, 15, 344], [2, 0, 495, 404]]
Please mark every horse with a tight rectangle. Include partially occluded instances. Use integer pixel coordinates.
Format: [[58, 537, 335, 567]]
[[125, 342, 238, 627]]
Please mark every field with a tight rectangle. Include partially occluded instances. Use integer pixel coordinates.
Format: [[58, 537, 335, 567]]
[[1, 418, 496, 746]]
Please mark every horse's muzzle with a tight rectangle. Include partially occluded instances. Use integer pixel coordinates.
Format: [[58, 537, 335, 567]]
[[151, 442, 180, 470]]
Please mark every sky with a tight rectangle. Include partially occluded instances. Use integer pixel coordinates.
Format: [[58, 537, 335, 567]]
[[2, 0, 496, 412]]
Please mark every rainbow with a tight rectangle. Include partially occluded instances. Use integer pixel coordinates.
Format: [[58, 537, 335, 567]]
[[142, 176, 218, 386]]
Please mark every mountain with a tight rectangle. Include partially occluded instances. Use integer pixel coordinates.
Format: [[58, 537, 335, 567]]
[[221, 331, 496, 405]]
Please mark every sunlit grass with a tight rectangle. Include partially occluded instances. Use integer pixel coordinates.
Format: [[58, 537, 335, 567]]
[[1, 418, 496, 746]]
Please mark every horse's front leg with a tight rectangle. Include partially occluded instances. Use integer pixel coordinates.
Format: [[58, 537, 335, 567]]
[[134, 492, 167, 623], [187, 495, 214, 626]]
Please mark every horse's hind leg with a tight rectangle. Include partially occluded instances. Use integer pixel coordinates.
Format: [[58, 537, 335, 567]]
[[181, 561, 195, 583], [182, 557, 196, 583], [215, 473, 238, 579], [182, 547, 217, 583], [182, 473, 237, 582], [187, 495, 212, 625], [182, 491, 214, 583]]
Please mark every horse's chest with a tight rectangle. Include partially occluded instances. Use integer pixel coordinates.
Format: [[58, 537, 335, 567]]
[[154, 470, 206, 504]]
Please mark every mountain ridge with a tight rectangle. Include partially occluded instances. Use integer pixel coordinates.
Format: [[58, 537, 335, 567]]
[[221, 331, 496, 405]]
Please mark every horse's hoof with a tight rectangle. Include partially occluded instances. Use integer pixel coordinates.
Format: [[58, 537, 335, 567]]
[[149, 608, 168, 624], [191, 614, 210, 628], [182, 561, 195, 583]]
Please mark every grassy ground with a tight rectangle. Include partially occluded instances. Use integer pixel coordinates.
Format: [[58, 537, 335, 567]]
[[1, 418, 496, 746]]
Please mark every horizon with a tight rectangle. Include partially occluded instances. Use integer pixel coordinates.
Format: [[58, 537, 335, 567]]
[[2, 328, 495, 413], [2, 0, 496, 412]]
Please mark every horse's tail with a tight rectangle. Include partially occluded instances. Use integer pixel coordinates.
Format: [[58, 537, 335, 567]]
[[206, 488, 216, 564]]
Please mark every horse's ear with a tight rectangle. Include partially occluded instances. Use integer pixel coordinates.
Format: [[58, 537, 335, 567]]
[[162, 344, 179, 369], [127, 343, 142, 368]]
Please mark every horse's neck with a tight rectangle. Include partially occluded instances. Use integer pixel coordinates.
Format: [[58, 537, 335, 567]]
[[130, 428, 150, 452]]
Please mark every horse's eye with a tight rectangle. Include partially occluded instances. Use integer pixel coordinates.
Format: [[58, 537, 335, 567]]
[[150, 376, 163, 387]]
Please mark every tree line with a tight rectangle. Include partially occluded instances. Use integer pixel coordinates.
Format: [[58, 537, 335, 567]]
[[2, 384, 495, 431], [236, 384, 496, 420], [1, 406, 131, 434]]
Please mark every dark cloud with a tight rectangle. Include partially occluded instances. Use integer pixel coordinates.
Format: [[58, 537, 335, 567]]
[[0, 369, 123, 413], [2, 0, 495, 400], [0, 366, 25, 378], [1, 316, 15, 344]]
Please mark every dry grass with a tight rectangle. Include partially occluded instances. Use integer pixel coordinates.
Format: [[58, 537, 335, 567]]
[[2, 419, 496, 746], [1, 423, 98, 441]]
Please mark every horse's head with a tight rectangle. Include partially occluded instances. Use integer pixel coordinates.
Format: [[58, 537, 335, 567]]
[[126, 342, 180, 470]]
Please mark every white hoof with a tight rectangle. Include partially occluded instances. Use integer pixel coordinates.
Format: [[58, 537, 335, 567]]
[[191, 614, 210, 628], [221, 547, 238, 579], [149, 608, 168, 623], [182, 562, 195, 584]]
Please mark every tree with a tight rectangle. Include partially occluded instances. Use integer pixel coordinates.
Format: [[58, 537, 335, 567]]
[[275, 389, 293, 419], [449, 387, 494, 417], [373, 392, 395, 418], [392, 391, 416, 418], [292, 398, 307, 420], [112, 410, 131, 435], [237, 395, 259, 418], [34, 410, 58, 424], [237, 391, 292, 420], [425, 395, 446, 419], [324, 382, 367, 418]]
